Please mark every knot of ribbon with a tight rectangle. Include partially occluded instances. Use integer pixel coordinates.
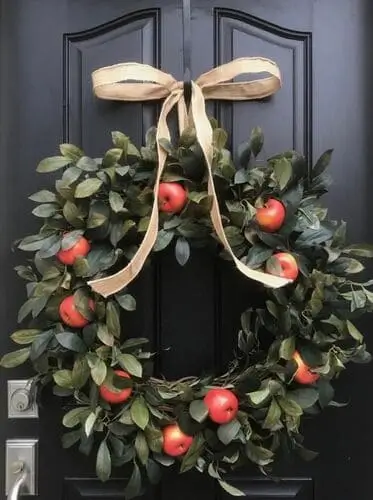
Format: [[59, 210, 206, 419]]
[[88, 57, 291, 297]]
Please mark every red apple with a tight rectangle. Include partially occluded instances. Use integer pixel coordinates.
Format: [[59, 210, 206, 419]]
[[256, 199, 286, 232], [158, 182, 187, 213], [57, 235, 90, 265], [293, 351, 320, 385], [204, 388, 239, 424], [99, 370, 132, 404], [266, 252, 299, 280], [162, 423, 193, 457], [59, 295, 94, 328]]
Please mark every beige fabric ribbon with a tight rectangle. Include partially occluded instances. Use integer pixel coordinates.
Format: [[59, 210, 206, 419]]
[[88, 57, 291, 297]]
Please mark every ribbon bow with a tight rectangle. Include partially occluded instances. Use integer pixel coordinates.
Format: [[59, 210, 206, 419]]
[[88, 57, 291, 297]]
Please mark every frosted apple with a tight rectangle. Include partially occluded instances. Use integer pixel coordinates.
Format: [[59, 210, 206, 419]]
[[57, 235, 90, 265], [59, 296, 94, 328], [158, 182, 187, 213], [204, 388, 239, 424], [256, 199, 286, 232], [266, 252, 299, 280], [162, 424, 193, 457], [293, 351, 320, 384], [99, 370, 132, 404]]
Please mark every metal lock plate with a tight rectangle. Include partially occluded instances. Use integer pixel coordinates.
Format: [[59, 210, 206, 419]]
[[6, 439, 38, 495], [8, 380, 38, 419]]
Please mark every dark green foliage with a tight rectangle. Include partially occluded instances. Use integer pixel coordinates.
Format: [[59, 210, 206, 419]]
[[1, 126, 372, 498]]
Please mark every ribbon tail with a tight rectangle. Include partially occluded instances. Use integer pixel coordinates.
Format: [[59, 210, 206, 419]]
[[88, 92, 180, 297], [190, 82, 291, 289]]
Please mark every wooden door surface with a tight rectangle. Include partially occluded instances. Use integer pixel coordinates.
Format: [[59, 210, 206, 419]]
[[1, 1, 372, 499]]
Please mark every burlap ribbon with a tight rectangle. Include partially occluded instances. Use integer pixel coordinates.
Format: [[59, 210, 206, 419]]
[[88, 57, 291, 297]]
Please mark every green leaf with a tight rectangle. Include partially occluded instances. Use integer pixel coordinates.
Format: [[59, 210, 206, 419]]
[[146, 459, 162, 485], [112, 131, 129, 149], [237, 141, 251, 168], [103, 148, 123, 167], [97, 324, 114, 347], [53, 370, 73, 388], [72, 357, 90, 388], [62, 430, 81, 449], [118, 353, 143, 378], [61, 230, 84, 250], [263, 398, 282, 430], [37, 156, 70, 173], [296, 225, 334, 247], [56, 332, 87, 353], [131, 397, 149, 430], [60, 143, 84, 162], [75, 178, 103, 198], [124, 463, 142, 500], [245, 245, 273, 268], [313, 149, 333, 177], [106, 302, 121, 338], [278, 396, 303, 417], [248, 387, 271, 406], [62, 407, 90, 428], [85, 411, 98, 437], [145, 426, 163, 453], [250, 126, 264, 157], [218, 481, 245, 497], [274, 157, 292, 190], [10, 329, 41, 345], [180, 433, 205, 473], [63, 200, 84, 228], [158, 138, 174, 155], [217, 419, 241, 445], [62, 166, 82, 185], [38, 233, 61, 258], [175, 237, 190, 266], [135, 432, 149, 465], [279, 337, 295, 360], [76, 156, 98, 172], [265, 255, 283, 276], [32, 203, 58, 218], [30, 330, 54, 360], [29, 190, 57, 203], [96, 440, 111, 482], [343, 243, 373, 258], [213, 128, 228, 150], [153, 229, 174, 252], [109, 191, 124, 212], [346, 320, 364, 343], [115, 293, 136, 311], [288, 388, 319, 409], [189, 400, 209, 423], [91, 359, 107, 385], [245, 442, 274, 466], [0, 348, 30, 368]]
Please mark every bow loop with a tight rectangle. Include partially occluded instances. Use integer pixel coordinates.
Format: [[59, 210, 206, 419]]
[[88, 57, 291, 297]]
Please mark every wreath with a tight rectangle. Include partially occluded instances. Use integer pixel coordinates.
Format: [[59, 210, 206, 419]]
[[1, 58, 373, 498], [2, 124, 372, 496]]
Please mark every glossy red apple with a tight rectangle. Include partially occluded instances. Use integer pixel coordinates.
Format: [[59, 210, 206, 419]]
[[204, 388, 239, 424], [293, 351, 320, 384], [99, 370, 132, 404], [162, 423, 193, 457], [59, 295, 94, 328], [256, 199, 286, 232], [158, 182, 187, 213], [57, 235, 90, 265], [266, 252, 299, 280]]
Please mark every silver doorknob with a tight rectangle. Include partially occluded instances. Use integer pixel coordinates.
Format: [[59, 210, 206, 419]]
[[8, 461, 27, 500], [10, 389, 32, 413]]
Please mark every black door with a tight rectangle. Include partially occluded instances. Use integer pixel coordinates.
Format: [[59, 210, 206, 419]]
[[1, 1, 373, 499]]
